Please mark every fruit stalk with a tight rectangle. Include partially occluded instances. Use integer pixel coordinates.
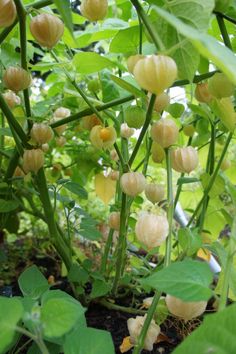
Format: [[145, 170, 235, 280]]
[[14, 0, 32, 119], [129, 94, 156, 166]]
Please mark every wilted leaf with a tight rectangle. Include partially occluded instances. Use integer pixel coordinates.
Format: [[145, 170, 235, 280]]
[[120, 336, 134, 353], [94, 174, 116, 204]]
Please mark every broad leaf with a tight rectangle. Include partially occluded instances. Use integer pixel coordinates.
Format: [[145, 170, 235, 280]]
[[18, 265, 49, 299], [64, 327, 115, 354], [73, 52, 115, 74], [110, 26, 140, 53], [53, 0, 74, 35], [62, 181, 88, 199], [0, 297, 23, 353], [141, 260, 213, 301], [0, 199, 19, 213], [151, 0, 214, 80], [153, 6, 236, 84]]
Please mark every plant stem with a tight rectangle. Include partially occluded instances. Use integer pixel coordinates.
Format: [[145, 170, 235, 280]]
[[214, 11, 236, 25], [219, 215, 236, 311], [100, 228, 114, 274], [187, 133, 232, 226], [99, 299, 146, 315], [216, 14, 232, 49], [132, 291, 162, 354], [142, 137, 152, 176], [50, 50, 105, 123], [4, 149, 19, 181], [130, 0, 165, 51], [173, 71, 218, 87], [50, 95, 134, 128], [129, 94, 156, 167], [14, 0, 32, 120], [0, 94, 28, 146], [35, 168, 72, 270], [164, 148, 174, 267], [112, 192, 128, 295]]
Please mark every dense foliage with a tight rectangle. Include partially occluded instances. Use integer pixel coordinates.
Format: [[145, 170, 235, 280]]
[[1, 0, 236, 353]]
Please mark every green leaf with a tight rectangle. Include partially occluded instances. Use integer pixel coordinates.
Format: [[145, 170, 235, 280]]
[[0, 199, 19, 213], [68, 264, 89, 285], [141, 260, 213, 301], [110, 74, 144, 98], [110, 26, 140, 53], [167, 103, 185, 118], [53, 0, 73, 35], [178, 228, 202, 256], [63, 181, 88, 199], [177, 177, 199, 185], [153, 6, 236, 84], [73, 52, 115, 74], [101, 71, 120, 102], [18, 265, 49, 299], [151, 1, 214, 80], [64, 327, 115, 354], [41, 295, 85, 339], [0, 297, 23, 353], [173, 303, 236, 354], [90, 279, 111, 299], [201, 173, 225, 198]]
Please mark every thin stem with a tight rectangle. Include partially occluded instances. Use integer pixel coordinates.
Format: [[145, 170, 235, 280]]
[[14, 0, 32, 120], [173, 71, 218, 87], [114, 142, 127, 172], [4, 149, 19, 181], [100, 228, 114, 274], [132, 291, 161, 354], [99, 299, 146, 315], [187, 133, 232, 226], [0, 93, 28, 146], [164, 148, 174, 267], [216, 14, 232, 49], [142, 137, 152, 176], [129, 94, 156, 166], [130, 0, 165, 51], [112, 192, 128, 295], [214, 11, 236, 26], [35, 168, 72, 270], [50, 95, 135, 128], [138, 15, 143, 54]]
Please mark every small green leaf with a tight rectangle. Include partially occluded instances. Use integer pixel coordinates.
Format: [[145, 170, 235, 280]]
[[64, 327, 115, 354], [18, 265, 49, 299], [141, 260, 213, 301], [63, 181, 88, 199], [0, 297, 23, 353], [0, 199, 19, 213], [73, 52, 115, 74], [173, 303, 236, 354], [110, 75, 144, 98], [167, 103, 185, 118], [178, 228, 202, 256], [90, 279, 111, 299]]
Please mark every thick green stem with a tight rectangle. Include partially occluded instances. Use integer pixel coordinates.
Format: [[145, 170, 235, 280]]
[[164, 148, 174, 267], [130, 0, 165, 51], [132, 291, 161, 354], [129, 94, 156, 167], [35, 168, 72, 270], [100, 228, 114, 274], [216, 14, 232, 49], [188, 133, 232, 226], [112, 192, 128, 295], [214, 11, 236, 25], [219, 215, 236, 311], [0, 94, 28, 146]]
